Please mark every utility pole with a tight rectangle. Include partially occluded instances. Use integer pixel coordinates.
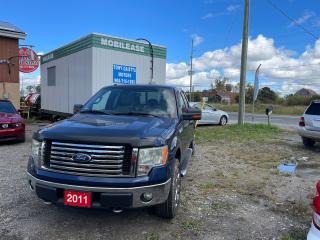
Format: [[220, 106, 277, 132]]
[[238, 0, 250, 125], [189, 38, 194, 101]]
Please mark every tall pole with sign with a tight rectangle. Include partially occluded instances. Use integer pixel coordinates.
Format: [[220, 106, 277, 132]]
[[136, 38, 153, 84], [252, 64, 261, 122], [18, 47, 40, 96], [189, 38, 194, 101], [238, 0, 250, 125]]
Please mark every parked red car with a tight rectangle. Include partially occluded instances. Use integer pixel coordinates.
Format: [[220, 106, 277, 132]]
[[307, 181, 320, 239], [0, 100, 25, 142]]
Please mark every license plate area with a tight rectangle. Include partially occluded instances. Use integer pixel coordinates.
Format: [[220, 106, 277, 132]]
[[64, 190, 91, 208]]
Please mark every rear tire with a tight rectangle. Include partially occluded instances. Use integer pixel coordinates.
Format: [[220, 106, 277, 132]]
[[219, 116, 228, 126], [302, 137, 315, 147], [155, 158, 181, 219]]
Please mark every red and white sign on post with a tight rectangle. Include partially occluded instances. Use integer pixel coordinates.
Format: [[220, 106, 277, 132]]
[[19, 47, 39, 73]]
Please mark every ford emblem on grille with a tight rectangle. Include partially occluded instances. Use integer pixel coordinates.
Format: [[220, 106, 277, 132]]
[[72, 153, 92, 162]]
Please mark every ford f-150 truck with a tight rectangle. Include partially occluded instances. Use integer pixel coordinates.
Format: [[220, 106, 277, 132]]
[[27, 85, 201, 218]]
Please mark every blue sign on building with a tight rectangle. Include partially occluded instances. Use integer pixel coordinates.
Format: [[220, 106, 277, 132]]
[[113, 64, 136, 84]]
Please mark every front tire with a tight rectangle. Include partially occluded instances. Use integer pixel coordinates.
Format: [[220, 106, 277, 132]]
[[155, 158, 181, 219], [219, 116, 228, 126], [302, 137, 315, 147]]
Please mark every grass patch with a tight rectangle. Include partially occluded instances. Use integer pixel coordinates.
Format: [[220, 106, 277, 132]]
[[146, 232, 160, 240], [196, 123, 283, 143], [210, 201, 231, 211], [280, 229, 308, 240], [180, 219, 200, 232], [199, 182, 215, 191], [212, 103, 305, 116]]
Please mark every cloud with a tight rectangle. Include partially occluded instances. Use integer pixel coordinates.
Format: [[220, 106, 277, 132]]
[[313, 19, 320, 28], [227, 4, 241, 12], [289, 10, 316, 27], [202, 3, 241, 20], [191, 34, 204, 47], [202, 13, 214, 20], [20, 74, 40, 90], [166, 34, 320, 95]]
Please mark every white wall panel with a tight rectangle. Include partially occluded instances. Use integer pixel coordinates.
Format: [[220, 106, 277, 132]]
[[92, 47, 166, 95], [41, 48, 92, 114]]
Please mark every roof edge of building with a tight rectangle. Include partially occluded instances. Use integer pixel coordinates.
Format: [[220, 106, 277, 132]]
[[41, 33, 167, 64], [0, 29, 26, 39]]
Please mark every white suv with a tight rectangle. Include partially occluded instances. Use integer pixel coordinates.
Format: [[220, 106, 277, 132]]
[[298, 100, 320, 147]]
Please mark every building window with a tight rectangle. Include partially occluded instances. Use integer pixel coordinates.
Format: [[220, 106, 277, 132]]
[[47, 66, 56, 86]]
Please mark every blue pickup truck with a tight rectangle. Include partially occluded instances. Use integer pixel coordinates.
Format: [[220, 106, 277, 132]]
[[27, 85, 201, 218]]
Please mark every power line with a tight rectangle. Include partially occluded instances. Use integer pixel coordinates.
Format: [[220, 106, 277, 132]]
[[224, 10, 241, 48], [263, 63, 320, 70], [210, 63, 320, 74], [261, 82, 320, 86], [266, 0, 319, 40]]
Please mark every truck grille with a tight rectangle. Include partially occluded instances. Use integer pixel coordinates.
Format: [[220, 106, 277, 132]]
[[43, 141, 133, 177]]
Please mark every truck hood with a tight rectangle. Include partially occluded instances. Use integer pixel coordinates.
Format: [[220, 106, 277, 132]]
[[36, 113, 177, 147], [0, 113, 22, 124]]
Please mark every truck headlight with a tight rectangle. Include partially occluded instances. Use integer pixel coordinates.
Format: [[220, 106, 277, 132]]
[[137, 146, 168, 176], [31, 139, 42, 167]]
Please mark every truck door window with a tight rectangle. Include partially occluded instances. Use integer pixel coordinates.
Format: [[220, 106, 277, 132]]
[[178, 92, 187, 113], [181, 92, 189, 108]]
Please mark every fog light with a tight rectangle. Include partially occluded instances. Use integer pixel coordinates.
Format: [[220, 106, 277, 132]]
[[141, 192, 153, 202], [29, 180, 34, 191]]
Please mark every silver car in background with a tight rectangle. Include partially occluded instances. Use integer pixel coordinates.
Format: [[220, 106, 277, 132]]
[[298, 100, 320, 147], [190, 102, 229, 126]]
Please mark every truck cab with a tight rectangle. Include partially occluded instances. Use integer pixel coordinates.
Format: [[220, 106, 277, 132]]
[[27, 85, 201, 218]]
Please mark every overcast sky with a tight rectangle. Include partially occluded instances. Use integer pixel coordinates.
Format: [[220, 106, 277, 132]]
[[3, 0, 320, 95]]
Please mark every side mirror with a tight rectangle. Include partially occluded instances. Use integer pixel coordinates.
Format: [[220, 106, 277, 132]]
[[182, 107, 202, 120], [73, 104, 83, 114]]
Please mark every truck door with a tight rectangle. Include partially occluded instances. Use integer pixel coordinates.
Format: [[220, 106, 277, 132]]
[[176, 91, 188, 153], [181, 91, 194, 144]]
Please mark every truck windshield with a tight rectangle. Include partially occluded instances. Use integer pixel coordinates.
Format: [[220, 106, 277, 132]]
[[0, 101, 16, 114], [81, 86, 178, 118]]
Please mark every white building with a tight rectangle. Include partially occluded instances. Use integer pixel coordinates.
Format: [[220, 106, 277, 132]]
[[40, 33, 167, 115]]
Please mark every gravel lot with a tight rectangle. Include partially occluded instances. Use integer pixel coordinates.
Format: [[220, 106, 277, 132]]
[[0, 123, 319, 240]]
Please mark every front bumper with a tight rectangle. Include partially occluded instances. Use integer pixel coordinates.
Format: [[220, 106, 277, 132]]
[[307, 222, 320, 240], [27, 172, 171, 209], [0, 127, 25, 141], [298, 127, 320, 141]]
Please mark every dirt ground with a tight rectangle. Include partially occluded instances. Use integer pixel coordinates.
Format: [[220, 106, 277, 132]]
[[0, 123, 319, 240]]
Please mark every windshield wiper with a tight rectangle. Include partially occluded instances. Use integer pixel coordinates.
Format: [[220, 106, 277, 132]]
[[113, 112, 160, 118], [80, 110, 113, 115]]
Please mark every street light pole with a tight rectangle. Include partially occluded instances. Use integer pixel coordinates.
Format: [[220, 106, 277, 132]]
[[136, 38, 154, 84], [190, 38, 194, 101], [238, 0, 250, 125]]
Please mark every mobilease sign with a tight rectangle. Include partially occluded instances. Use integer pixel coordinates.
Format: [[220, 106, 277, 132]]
[[101, 38, 144, 53], [113, 64, 136, 85]]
